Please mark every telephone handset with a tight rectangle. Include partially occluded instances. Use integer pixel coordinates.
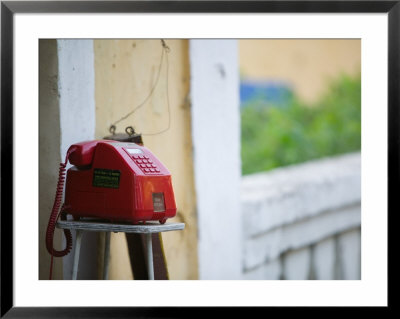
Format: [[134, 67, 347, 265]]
[[67, 140, 99, 166], [46, 140, 177, 278]]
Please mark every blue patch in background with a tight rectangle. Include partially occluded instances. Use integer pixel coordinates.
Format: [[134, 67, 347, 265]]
[[240, 79, 293, 108]]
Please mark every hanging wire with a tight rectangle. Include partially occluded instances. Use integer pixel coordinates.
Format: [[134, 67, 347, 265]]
[[109, 39, 171, 136], [141, 42, 171, 136]]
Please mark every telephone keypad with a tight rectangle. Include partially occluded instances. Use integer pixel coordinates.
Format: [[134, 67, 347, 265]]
[[131, 155, 161, 174], [125, 148, 161, 174]]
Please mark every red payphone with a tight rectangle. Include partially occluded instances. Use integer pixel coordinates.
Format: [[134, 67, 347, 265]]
[[45, 140, 177, 260]]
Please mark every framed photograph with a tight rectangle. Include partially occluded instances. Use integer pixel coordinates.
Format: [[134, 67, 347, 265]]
[[1, 0, 395, 316]]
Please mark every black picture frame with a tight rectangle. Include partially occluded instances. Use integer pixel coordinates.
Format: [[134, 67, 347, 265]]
[[1, 1, 395, 317]]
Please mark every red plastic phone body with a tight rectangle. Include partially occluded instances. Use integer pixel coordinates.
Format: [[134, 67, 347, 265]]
[[64, 140, 177, 224]]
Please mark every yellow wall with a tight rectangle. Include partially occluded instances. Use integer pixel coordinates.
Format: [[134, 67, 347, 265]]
[[239, 39, 361, 103], [94, 39, 198, 279]]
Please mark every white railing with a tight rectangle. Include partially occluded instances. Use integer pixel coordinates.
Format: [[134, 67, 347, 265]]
[[241, 152, 361, 280]]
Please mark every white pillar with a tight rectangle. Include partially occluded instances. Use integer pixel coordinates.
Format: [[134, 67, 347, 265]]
[[57, 39, 96, 279], [189, 40, 242, 279]]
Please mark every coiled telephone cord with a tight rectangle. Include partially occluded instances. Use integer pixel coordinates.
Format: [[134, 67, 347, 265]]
[[46, 148, 76, 279]]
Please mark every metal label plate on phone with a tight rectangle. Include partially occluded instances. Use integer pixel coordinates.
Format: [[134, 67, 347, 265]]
[[152, 193, 166, 212]]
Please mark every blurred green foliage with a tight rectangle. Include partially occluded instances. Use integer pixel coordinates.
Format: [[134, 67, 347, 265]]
[[241, 74, 361, 175]]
